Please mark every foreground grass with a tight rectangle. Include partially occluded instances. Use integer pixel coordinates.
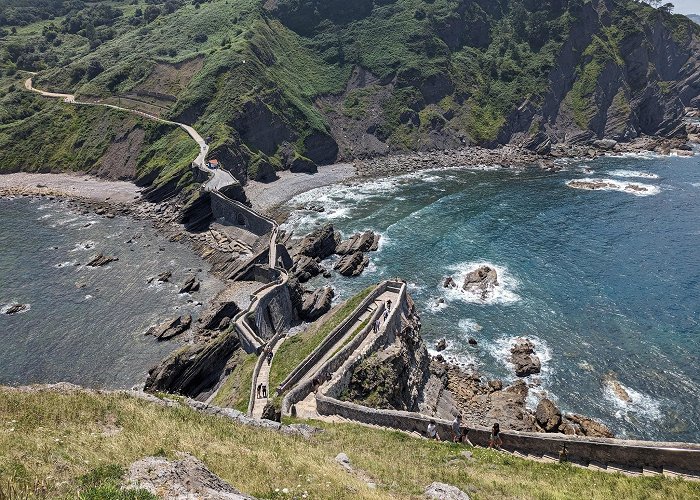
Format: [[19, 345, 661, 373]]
[[0, 389, 697, 499], [269, 286, 374, 392]]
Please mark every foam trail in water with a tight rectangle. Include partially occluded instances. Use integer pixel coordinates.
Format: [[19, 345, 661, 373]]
[[607, 169, 659, 179]]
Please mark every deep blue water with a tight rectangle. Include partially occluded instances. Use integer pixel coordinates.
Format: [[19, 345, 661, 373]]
[[0, 198, 223, 389], [284, 153, 700, 442]]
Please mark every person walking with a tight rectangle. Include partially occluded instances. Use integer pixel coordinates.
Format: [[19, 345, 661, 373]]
[[386, 300, 392, 312], [261, 384, 268, 398], [451, 414, 462, 443], [256, 383, 262, 398], [374, 318, 381, 332], [427, 420, 440, 441], [383, 308, 389, 321], [267, 350, 273, 366], [488, 422, 503, 450]]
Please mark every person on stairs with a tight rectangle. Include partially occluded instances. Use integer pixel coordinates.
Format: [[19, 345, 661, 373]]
[[257, 383, 262, 399], [261, 384, 268, 398], [267, 350, 273, 366]]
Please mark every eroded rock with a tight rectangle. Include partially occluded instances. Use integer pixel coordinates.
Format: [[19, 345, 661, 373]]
[[300, 286, 335, 321], [535, 398, 562, 432], [510, 338, 541, 377], [179, 274, 201, 294], [86, 254, 118, 267], [336, 230, 380, 255], [334, 251, 369, 277], [147, 315, 192, 341], [294, 224, 340, 259]]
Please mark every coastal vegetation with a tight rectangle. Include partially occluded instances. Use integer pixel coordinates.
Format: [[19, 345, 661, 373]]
[[211, 351, 257, 413], [0, 0, 698, 190], [269, 286, 373, 392], [1, 388, 698, 499]]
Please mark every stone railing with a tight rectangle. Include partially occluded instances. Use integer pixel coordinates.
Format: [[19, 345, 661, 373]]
[[314, 394, 700, 477], [280, 281, 406, 414]]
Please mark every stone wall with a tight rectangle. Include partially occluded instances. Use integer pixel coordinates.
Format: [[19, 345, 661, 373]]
[[254, 278, 294, 341], [210, 192, 274, 236], [281, 281, 405, 412]]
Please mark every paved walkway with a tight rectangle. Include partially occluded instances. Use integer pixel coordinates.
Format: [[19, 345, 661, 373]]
[[251, 336, 286, 418]]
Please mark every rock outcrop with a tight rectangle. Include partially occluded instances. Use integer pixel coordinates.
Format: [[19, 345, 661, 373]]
[[2, 303, 29, 315], [147, 315, 192, 341], [293, 224, 339, 260], [179, 274, 201, 294], [290, 255, 323, 282], [125, 454, 256, 499], [462, 265, 498, 299], [424, 482, 471, 500], [86, 254, 118, 267], [300, 286, 334, 321], [334, 251, 369, 277], [510, 338, 542, 377], [535, 398, 562, 432], [336, 231, 380, 255]]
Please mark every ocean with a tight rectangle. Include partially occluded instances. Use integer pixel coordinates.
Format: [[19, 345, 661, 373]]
[[283, 152, 700, 443], [0, 198, 223, 389]]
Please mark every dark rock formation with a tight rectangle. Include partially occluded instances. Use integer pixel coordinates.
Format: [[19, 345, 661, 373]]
[[294, 224, 340, 259], [261, 401, 281, 422], [2, 303, 29, 315], [535, 398, 562, 432], [336, 231, 380, 255], [288, 155, 318, 173], [147, 315, 192, 341], [462, 265, 498, 298], [198, 300, 241, 331], [468, 337, 478, 346], [145, 330, 240, 397], [290, 255, 322, 282], [510, 338, 542, 377], [148, 271, 172, 283], [300, 286, 334, 321], [443, 276, 457, 288], [333, 251, 369, 277], [179, 275, 201, 294], [86, 254, 118, 267], [435, 339, 447, 352], [564, 413, 615, 438]]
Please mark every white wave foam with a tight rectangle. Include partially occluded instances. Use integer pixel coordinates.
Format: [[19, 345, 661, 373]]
[[37, 213, 53, 220], [608, 151, 662, 160], [486, 335, 553, 376], [426, 298, 448, 313], [602, 380, 662, 422], [441, 261, 521, 305], [54, 260, 79, 269], [458, 318, 483, 333], [608, 169, 659, 180], [71, 241, 97, 252], [566, 178, 660, 196]]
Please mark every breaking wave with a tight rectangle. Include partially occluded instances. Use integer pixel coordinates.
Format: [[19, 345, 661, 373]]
[[566, 177, 661, 196]]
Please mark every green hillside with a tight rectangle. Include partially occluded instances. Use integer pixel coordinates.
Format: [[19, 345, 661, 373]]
[[0, 0, 698, 188], [1, 387, 698, 499]]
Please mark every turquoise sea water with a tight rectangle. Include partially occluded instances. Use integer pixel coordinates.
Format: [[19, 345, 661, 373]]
[[284, 152, 700, 442], [0, 198, 222, 389]]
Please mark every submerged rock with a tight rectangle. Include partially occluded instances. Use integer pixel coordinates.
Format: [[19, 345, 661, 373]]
[[510, 338, 541, 377], [602, 372, 632, 403], [2, 303, 29, 315], [86, 254, 118, 267], [148, 315, 192, 341], [334, 251, 369, 277], [435, 338, 447, 352]]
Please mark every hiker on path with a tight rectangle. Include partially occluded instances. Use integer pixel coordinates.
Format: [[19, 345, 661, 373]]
[[267, 350, 273, 365], [261, 384, 268, 398], [386, 300, 392, 312], [488, 423, 503, 450], [383, 308, 389, 321], [427, 420, 440, 441], [257, 383, 262, 398]]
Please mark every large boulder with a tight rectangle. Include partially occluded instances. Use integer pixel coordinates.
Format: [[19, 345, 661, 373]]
[[86, 254, 118, 267], [199, 301, 240, 331], [288, 154, 318, 173], [424, 482, 471, 500], [125, 454, 256, 499], [290, 255, 323, 282], [294, 224, 340, 259], [462, 265, 498, 299], [336, 231, 380, 255], [179, 274, 201, 294], [334, 251, 369, 277], [300, 286, 335, 321], [564, 413, 615, 438], [535, 398, 562, 432], [510, 338, 541, 377], [147, 315, 192, 341]]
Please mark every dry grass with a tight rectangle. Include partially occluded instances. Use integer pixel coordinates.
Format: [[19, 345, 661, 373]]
[[0, 388, 698, 499]]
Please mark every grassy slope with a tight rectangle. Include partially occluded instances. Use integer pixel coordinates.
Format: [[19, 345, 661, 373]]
[[1, 388, 698, 499], [269, 286, 374, 392], [211, 351, 258, 413]]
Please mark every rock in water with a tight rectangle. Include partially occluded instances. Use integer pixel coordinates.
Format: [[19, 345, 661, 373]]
[[336, 230, 381, 255], [602, 372, 632, 403], [300, 286, 335, 321], [535, 398, 562, 432], [179, 274, 201, 294], [290, 255, 323, 282], [125, 454, 256, 499], [509, 338, 541, 377], [3, 303, 29, 315], [86, 254, 118, 267], [435, 338, 448, 351], [564, 413, 615, 438], [334, 251, 369, 277], [424, 482, 471, 500], [294, 224, 340, 259], [443, 276, 457, 288], [148, 315, 192, 341], [462, 265, 498, 298]]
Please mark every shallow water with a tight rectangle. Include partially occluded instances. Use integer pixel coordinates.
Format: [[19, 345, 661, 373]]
[[0, 198, 223, 389], [284, 153, 700, 442]]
